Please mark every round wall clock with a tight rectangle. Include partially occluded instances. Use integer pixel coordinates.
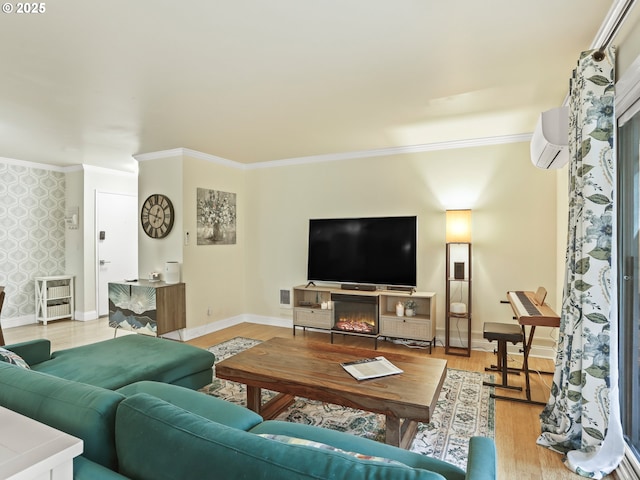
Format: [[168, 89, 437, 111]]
[[141, 194, 175, 239]]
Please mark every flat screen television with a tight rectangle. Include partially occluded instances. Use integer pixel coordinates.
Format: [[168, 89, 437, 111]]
[[307, 216, 417, 288]]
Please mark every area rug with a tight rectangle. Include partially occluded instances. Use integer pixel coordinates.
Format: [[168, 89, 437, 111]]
[[200, 337, 495, 469]]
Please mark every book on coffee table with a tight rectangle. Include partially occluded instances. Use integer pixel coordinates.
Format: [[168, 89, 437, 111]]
[[341, 356, 404, 381]]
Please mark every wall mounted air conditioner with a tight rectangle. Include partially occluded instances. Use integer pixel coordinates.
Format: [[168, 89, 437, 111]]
[[530, 106, 569, 169]]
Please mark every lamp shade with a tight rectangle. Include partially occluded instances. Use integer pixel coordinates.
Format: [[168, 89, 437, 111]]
[[446, 209, 472, 243]]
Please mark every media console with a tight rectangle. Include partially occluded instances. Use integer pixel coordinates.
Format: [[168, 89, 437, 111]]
[[292, 284, 436, 353]]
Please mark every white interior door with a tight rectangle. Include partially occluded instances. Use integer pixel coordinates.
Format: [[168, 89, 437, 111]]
[[96, 191, 138, 317]]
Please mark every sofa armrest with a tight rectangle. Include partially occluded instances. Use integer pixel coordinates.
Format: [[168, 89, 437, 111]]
[[465, 436, 497, 480], [4, 339, 51, 366]]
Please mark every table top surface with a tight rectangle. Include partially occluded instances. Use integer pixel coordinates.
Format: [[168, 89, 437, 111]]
[[216, 337, 447, 421], [0, 407, 83, 479]]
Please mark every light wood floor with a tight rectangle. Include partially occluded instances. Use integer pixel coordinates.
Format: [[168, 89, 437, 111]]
[[3, 318, 601, 479]]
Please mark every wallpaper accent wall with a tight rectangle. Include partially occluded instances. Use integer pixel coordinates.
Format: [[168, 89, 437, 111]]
[[0, 162, 66, 322]]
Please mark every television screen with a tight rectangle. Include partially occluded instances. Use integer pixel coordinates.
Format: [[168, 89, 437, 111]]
[[307, 216, 417, 287]]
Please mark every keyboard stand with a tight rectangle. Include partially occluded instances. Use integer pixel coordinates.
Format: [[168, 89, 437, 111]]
[[482, 322, 524, 393], [505, 324, 548, 406], [486, 299, 555, 406]]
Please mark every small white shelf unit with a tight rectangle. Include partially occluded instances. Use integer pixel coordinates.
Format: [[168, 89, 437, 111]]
[[35, 275, 74, 325]]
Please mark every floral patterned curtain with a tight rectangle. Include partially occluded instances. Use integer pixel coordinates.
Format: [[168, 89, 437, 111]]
[[536, 47, 624, 478]]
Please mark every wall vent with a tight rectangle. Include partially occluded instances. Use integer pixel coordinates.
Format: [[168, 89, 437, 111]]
[[279, 289, 292, 308]]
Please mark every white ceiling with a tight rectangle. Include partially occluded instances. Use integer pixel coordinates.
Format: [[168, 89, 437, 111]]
[[0, 1, 629, 172]]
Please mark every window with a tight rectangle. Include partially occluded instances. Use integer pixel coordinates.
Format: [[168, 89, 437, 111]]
[[617, 111, 640, 462]]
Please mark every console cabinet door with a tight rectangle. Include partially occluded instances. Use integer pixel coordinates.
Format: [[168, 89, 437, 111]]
[[379, 316, 432, 341], [293, 309, 332, 329], [108, 281, 186, 336]]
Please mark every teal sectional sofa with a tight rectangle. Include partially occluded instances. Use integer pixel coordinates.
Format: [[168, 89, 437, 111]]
[[0, 338, 497, 480], [6, 334, 215, 389]]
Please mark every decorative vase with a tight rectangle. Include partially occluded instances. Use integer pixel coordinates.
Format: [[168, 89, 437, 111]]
[[405, 308, 415, 317], [212, 224, 223, 241]]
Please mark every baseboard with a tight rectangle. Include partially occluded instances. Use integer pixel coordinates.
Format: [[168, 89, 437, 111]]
[[1, 315, 35, 329], [177, 314, 291, 341], [181, 315, 558, 359], [435, 327, 557, 360], [475, 337, 557, 360], [244, 314, 292, 329], [1, 311, 558, 361], [2, 311, 99, 328], [73, 310, 98, 321]]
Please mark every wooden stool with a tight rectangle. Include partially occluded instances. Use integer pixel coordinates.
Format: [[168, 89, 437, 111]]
[[482, 322, 524, 392]]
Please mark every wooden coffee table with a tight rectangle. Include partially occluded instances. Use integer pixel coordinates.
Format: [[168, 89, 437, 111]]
[[215, 337, 447, 449]]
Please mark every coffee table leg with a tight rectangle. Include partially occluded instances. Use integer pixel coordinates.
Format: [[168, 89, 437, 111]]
[[385, 415, 401, 447], [246, 386, 262, 413], [385, 416, 419, 450]]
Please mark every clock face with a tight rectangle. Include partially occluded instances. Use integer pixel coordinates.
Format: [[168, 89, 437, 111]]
[[141, 194, 174, 239]]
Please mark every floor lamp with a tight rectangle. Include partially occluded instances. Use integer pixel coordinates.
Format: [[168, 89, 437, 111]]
[[445, 210, 472, 356]]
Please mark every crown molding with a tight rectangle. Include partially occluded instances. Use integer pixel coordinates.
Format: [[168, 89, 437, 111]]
[[81, 164, 138, 177], [0, 156, 140, 175], [133, 133, 532, 171], [133, 148, 183, 161], [246, 133, 533, 170], [6, 133, 533, 174], [0, 156, 69, 172], [181, 148, 247, 169], [134, 147, 246, 170]]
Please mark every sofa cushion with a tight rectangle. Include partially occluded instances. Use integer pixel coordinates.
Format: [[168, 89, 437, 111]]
[[31, 334, 214, 390], [257, 433, 407, 465], [117, 380, 263, 430], [0, 346, 30, 368], [250, 420, 466, 480], [116, 393, 446, 480], [0, 362, 124, 470]]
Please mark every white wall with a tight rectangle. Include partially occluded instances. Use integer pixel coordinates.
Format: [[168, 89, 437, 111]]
[[138, 155, 184, 278], [244, 141, 559, 354], [5, 141, 560, 356], [64, 168, 84, 317], [182, 155, 246, 337]]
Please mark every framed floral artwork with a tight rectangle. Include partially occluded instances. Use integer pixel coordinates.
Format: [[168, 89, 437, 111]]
[[197, 188, 237, 245]]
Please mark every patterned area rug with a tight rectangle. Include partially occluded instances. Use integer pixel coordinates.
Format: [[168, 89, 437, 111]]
[[200, 337, 495, 469]]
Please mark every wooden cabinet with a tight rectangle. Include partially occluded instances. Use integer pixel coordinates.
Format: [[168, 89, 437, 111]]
[[292, 284, 436, 352], [35, 275, 74, 325], [292, 285, 333, 332], [108, 280, 186, 336], [378, 292, 436, 352]]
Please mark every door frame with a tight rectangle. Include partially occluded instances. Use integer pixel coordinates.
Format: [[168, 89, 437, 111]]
[[94, 190, 139, 317]]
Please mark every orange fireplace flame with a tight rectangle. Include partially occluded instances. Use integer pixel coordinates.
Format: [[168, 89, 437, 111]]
[[334, 313, 376, 334]]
